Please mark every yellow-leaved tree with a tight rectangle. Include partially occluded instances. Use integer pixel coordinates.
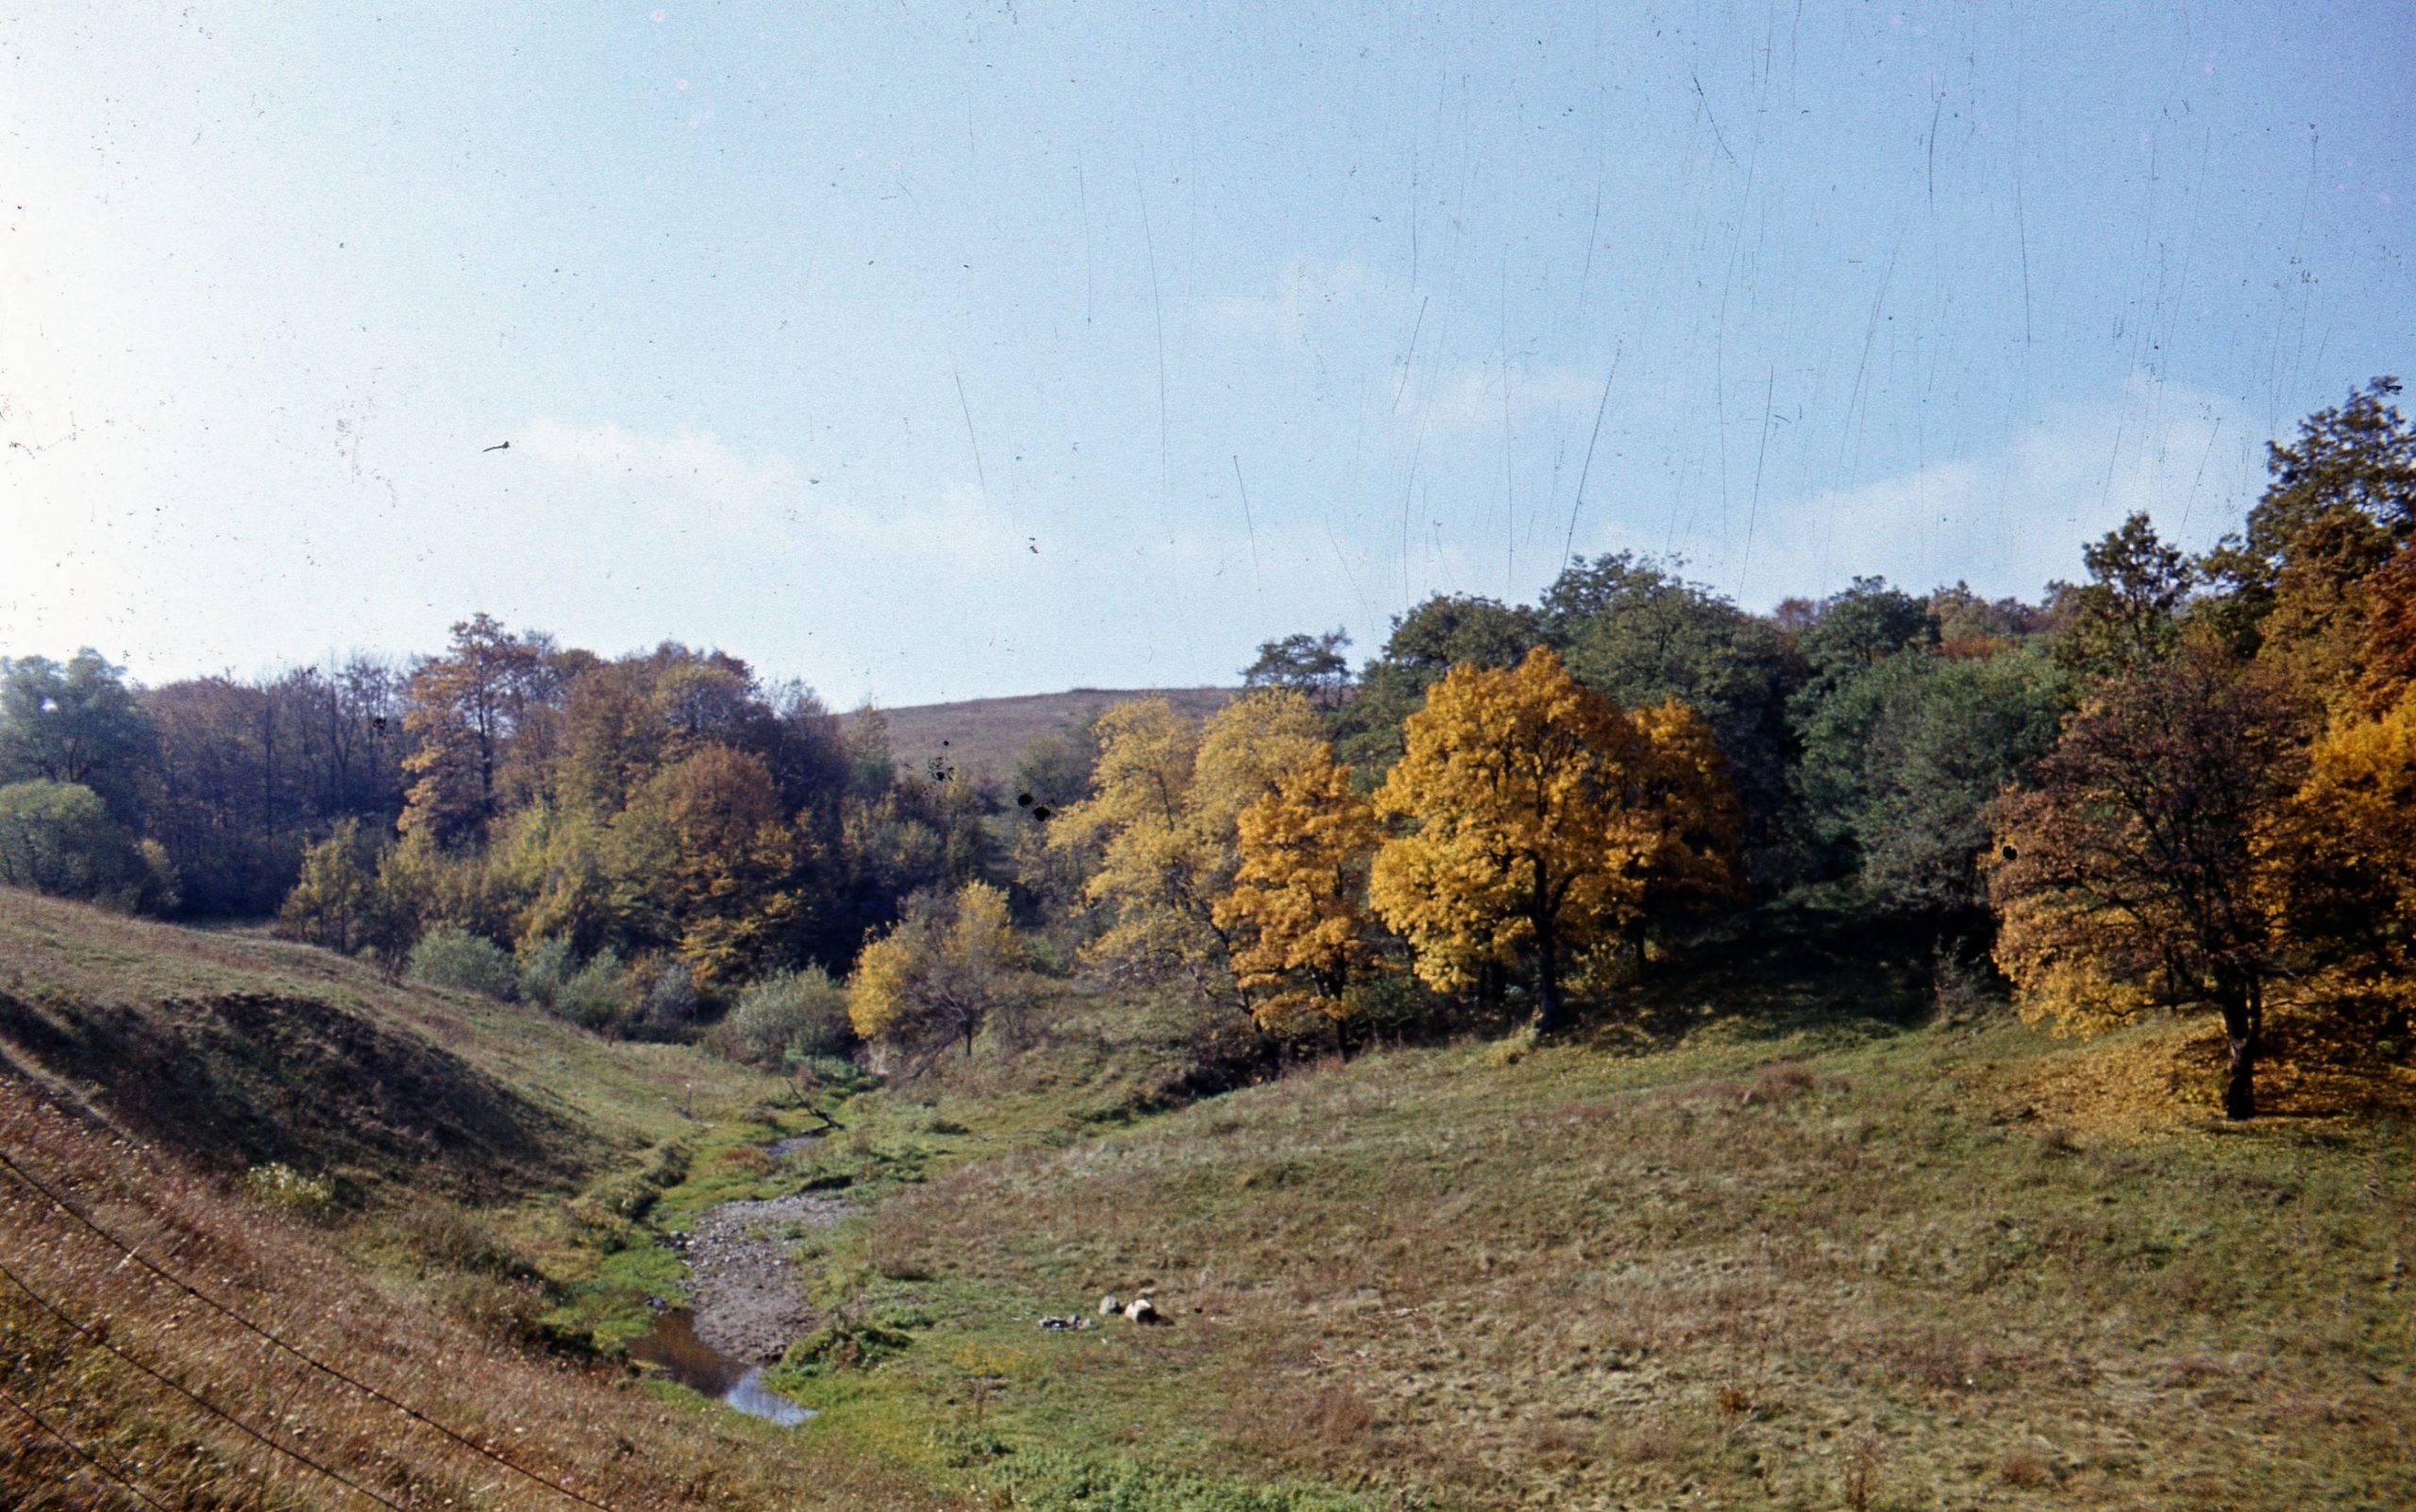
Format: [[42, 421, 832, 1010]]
[[1048, 690, 1327, 1001], [1212, 748, 1383, 1036], [1368, 647, 1738, 1032], [848, 880, 1023, 1062], [2267, 688, 2416, 1033]]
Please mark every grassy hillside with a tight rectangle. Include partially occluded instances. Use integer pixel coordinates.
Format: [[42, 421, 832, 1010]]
[[854, 687, 1236, 787], [695, 911, 2416, 1511], [0, 885, 782, 1202], [9, 885, 2416, 1510]]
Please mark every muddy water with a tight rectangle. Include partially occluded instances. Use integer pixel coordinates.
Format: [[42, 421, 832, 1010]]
[[628, 1307, 814, 1427]]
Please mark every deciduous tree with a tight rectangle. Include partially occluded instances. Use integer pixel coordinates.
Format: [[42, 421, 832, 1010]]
[[1369, 647, 1715, 1032], [1048, 691, 1327, 1000], [399, 614, 545, 847], [1214, 748, 1383, 1035], [1988, 647, 2305, 1117], [848, 881, 1025, 1062]]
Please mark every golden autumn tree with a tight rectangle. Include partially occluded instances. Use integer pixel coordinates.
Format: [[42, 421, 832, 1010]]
[[397, 613, 544, 847], [2267, 688, 2416, 1033], [848, 881, 1024, 1062], [1368, 647, 1738, 1033], [1212, 748, 1383, 1036], [605, 745, 808, 989], [1624, 699, 1746, 966], [1047, 690, 1327, 1000]]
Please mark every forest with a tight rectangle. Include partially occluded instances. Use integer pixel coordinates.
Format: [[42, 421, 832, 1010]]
[[4, 378, 2411, 1120]]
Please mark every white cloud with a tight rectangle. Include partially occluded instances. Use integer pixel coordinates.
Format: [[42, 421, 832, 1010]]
[[1692, 379, 2266, 608]]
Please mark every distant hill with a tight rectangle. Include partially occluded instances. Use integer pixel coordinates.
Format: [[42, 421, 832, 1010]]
[[851, 686, 1239, 787]]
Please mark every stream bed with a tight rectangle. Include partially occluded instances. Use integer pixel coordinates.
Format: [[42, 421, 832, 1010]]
[[628, 1306, 813, 1427]]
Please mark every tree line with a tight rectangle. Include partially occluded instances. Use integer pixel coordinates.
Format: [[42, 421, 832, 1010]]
[[2, 378, 2408, 1116]]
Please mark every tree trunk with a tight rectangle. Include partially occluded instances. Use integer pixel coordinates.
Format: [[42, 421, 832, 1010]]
[[1534, 927, 1563, 1035], [2221, 983, 2261, 1120]]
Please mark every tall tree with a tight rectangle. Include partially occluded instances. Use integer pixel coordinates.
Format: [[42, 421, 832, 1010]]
[[0, 651, 156, 828], [1368, 647, 1737, 1032], [1331, 596, 1545, 775], [1988, 647, 2306, 1117], [1213, 748, 1383, 1035], [1048, 691, 1327, 1000], [398, 613, 544, 846], [1242, 630, 1355, 710], [1542, 552, 1803, 887], [2267, 688, 2416, 1034]]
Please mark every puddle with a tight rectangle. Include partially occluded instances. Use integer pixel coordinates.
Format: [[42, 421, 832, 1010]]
[[628, 1307, 814, 1427]]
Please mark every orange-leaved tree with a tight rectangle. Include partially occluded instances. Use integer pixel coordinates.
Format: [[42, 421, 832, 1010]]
[[1368, 647, 1738, 1033], [1048, 690, 1327, 1000], [1988, 646, 2306, 1118], [1212, 747, 1383, 1036]]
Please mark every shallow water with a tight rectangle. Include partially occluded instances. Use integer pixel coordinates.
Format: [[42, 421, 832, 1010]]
[[628, 1307, 814, 1427]]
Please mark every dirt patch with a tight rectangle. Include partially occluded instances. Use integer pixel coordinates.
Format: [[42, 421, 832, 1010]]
[[678, 1193, 853, 1362]]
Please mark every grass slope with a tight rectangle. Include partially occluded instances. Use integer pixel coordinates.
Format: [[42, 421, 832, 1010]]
[[853, 687, 1236, 787], [0, 885, 782, 1202], [720, 912, 2416, 1511]]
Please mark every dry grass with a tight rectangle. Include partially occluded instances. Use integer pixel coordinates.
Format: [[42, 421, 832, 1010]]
[[0, 1077, 962, 1512], [839, 1015, 2416, 1509], [849, 687, 1235, 787]]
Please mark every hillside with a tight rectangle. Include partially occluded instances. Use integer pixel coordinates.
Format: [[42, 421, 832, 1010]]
[[851, 687, 1238, 787], [0, 885, 784, 1201], [7, 888, 2415, 1510]]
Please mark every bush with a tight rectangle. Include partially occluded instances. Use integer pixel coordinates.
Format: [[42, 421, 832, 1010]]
[[638, 958, 700, 1037], [516, 934, 576, 1009], [244, 1163, 336, 1222], [709, 967, 855, 1067], [407, 927, 517, 999], [555, 949, 631, 1032], [0, 780, 177, 913]]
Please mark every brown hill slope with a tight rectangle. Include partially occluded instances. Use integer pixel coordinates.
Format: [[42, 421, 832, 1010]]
[[851, 687, 1237, 787], [0, 1070, 957, 1511], [0, 887, 779, 1201]]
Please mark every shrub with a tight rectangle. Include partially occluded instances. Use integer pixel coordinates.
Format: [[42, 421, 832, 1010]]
[[0, 780, 177, 913], [556, 949, 631, 1032], [407, 927, 517, 999], [638, 958, 699, 1037], [709, 966, 855, 1067], [244, 1163, 336, 1222], [516, 934, 576, 1009]]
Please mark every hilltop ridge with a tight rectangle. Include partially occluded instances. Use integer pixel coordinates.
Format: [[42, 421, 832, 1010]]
[[848, 686, 1237, 785]]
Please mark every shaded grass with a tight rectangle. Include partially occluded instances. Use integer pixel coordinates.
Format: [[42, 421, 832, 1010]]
[[0, 1076, 967, 1512]]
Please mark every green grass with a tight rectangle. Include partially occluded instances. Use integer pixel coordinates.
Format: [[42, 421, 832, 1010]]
[[14, 882, 2416, 1509], [697, 911, 2416, 1511]]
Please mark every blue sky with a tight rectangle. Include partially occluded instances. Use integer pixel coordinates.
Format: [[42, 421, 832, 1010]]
[[1, 1, 2408, 705]]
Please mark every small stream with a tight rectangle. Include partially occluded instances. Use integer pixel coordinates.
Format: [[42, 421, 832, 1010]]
[[628, 1307, 814, 1427]]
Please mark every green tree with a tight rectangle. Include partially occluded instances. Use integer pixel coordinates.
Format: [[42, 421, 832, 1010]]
[[1541, 552, 1804, 886], [1797, 647, 2072, 914], [1242, 630, 1354, 709], [277, 818, 415, 960], [2198, 377, 2415, 653], [0, 651, 156, 828], [2045, 513, 2195, 676], [0, 780, 176, 913], [1332, 596, 1544, 775]]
